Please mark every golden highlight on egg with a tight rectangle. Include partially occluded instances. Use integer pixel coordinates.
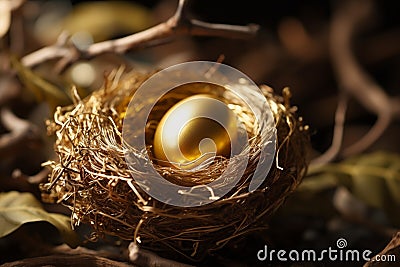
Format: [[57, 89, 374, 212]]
[[153, 94, 239, 170]]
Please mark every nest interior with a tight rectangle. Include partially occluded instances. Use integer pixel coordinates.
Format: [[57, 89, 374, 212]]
[[41, 68, 310, 261]]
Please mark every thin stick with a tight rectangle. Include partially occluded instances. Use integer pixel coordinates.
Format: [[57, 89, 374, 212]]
[[128, 242, 194, 267], [0, 108, 40, 157], [330, 0, 394, 157], [1, 255, 132, 267], [12, 168, 50, 184], [311, 92, 348, 165]]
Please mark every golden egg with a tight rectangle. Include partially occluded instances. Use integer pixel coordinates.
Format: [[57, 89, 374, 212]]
[[153, 94, 239, 170]]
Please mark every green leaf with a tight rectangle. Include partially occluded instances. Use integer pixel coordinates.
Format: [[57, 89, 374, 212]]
[[298, 172, 339, 192], [305, 152, 400, 225], [0, 191, 79, 247]]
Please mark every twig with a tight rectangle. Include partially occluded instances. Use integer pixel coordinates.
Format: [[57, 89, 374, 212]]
[[128, 243, 194, 267], [392, 97, 400, 119], [9, 3, 26, 54], [10, 0, 26, 11], [1, 241, 197, 267], [364, 232, 400, 267], [0, 108, 40, 158], [0, 76, 20, 106], [21, 0, 259, 71], [1, 254, 134, 267], [311, 92, 348, 165], [49, 244, 127, 262], [5, 243, 195, 267], [330, 0, 394, 157], [12, 168, 50, 184], [0, 0, 26, 38]]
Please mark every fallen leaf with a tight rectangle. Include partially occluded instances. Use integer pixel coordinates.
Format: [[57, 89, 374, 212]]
[[0, 191, 79, 247]]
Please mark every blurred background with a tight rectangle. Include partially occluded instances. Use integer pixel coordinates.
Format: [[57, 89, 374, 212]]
[[1, 0, 399, 266]]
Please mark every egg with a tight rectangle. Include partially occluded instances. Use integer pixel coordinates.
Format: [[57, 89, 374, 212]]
[[153, 94, 239, 170]]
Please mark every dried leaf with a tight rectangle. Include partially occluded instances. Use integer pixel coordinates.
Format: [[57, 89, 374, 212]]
[[0, 191, 79, 247], [0, 0, 11, 38]]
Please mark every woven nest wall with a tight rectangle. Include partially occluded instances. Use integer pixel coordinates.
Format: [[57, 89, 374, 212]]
[[41, 68, 309, 260]]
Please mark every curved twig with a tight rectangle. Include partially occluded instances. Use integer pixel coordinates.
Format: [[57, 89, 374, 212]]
[[128, 242, 194, 267], [329, 0, 394, 157], [12, 168, 50, 184], [1, 255, 133, 267], [0, 108, 41, 158], [311, 92, 348, 165]]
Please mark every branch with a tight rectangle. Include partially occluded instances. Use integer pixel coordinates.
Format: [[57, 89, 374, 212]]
[[364, 232, 400, 267], [0, 76, 20, 106], [12, 168, 50, 184], [311, 93, 348, 165], [128, 243, 194, 267], [10, 0, 26, 10], [329, 0, 396, 157], [2, 242, 195, 267], [0, 0, 26, 38], [0, 108, 40, 158], [1, 255, 133, 267], [21, 0, 259, 70]]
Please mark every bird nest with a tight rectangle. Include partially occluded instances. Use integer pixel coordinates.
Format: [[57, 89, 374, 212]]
[[41, 67, 309, 261]]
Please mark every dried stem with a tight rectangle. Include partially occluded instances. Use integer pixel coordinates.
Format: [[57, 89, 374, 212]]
[[330, 0, 395, 158], [21, 0, 259, 71], [1, 255, 133, 267], [9, 0, 26, 10], [128, 243, 194, 267], [0, 0, 26, 39], [0, 108, 40, 158], [0, 76, 20, 106], [2, 242, 195, 267], [311, 92, 348, 165], [12, 168, 50, 184], [364, 232, 400, 267]]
